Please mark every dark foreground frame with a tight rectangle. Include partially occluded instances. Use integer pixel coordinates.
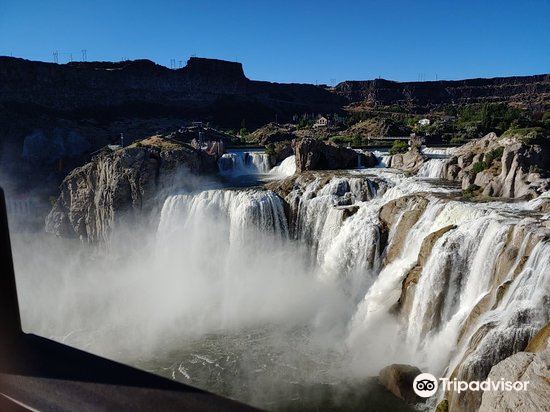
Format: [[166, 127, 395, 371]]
[[0, 187, 258, 411]]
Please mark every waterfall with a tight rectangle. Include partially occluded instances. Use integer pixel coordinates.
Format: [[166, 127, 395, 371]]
[[372, 150, 391, 168], [417, 158, 447, 178], [342, 187, 549, 408], [268, 155, 296, 178], [421, 146, 457, 156], [159, 189, 288, 245], [218, 150, 271, 176], [18, 158, 548, 410]]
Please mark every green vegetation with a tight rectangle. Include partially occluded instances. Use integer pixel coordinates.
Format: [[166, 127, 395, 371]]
[[463, 184, 481, 199], [484, 146, 504, 164], [471, 146, 504, 174], [264, 144, 276, 156], [389, 140, 408, 155], [449, 135, 467, 145], [472, 161, 488, 173], [330, 134, 363, 146], [502, 126, 547, 145]]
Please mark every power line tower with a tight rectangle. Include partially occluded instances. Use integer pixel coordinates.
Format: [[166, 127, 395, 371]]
[[170, 58, 176, 69], [81, 49, 87, 61], [53, 51, 59, 63]]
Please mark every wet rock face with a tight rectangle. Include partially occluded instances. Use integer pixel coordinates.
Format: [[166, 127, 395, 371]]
[[478, 349, 550, 412], [293, 138, 376, 172], [380, 196, 429, 263], [45, 139, 216, 241], [378, 364, 424, 404], [388, 147, 427, 173]]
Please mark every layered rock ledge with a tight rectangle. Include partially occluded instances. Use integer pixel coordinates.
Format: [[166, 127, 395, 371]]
[[45, 136, 216, 241]]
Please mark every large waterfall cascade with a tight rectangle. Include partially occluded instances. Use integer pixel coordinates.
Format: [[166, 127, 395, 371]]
[[13, 145, 549, 410], [156, 165, 549, 408]]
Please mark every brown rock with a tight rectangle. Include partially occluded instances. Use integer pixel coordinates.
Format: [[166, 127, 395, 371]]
[[293, 138, 376, 172], [378, 364, 424, 404], [526, 324, 550, 353], [479, 350, 550, 412], [389, 147, 427, 173]]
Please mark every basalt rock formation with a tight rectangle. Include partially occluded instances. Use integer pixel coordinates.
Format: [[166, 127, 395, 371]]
[[45, 136, 216, 241], [387, 147, 427, 173], [293, 138, 377, 172], [478, 349, 550, 411], [334, 75, 550, 111], [378, 364, 424, 404], [0, 56, 342, 126], [439, 132, 550, 198]]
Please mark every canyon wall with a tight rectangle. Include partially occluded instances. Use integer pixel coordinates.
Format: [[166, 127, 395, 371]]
[[334, 75, 550, 111]]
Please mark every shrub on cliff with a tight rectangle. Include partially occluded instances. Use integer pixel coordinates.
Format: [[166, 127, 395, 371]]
[[389, 140, 408, 155]]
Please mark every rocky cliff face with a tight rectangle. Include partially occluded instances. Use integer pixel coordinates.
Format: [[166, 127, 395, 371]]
[[334, 75, 550, 111], [478, 349, 549, 412], [0, 56, 342, 125], [440, 133, 550, 198], [45, 137, 216, 241], [293, 138, 377, 172]]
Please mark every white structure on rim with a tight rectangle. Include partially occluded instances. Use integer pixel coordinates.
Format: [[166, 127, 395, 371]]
[[313, 116, 329, 128], [418, 118, 431, 126]]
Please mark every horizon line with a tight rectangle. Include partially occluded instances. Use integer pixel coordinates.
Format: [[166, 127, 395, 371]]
[[1, 54, 549, 86]]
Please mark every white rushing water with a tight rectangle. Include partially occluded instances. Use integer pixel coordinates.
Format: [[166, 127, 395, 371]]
[[268, 155, 296, 178], [372, 150, 391, 168], [13, 159, 549, 410], [218, 150, 271, 176], [417, 158, 447, 178], [421, 146, 457, 156]]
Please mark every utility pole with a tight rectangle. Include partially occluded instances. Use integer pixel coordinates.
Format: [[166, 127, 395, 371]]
[[81, 49, 87, 61]]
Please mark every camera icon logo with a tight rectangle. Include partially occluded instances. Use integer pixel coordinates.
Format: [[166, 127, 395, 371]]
[[413, 373, 438, 397]]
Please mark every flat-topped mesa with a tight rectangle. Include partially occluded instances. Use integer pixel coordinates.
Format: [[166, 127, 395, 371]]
[[181, 57, 247, 82]]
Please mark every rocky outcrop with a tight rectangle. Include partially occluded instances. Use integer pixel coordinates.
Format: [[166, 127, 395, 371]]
[[247, 123, 296, 145], [526, 324, 550, 353], [293, 138, 377, 172], [264, 171, 384, 234], [378, 194, 429, 258], [378, 364, 424, 404], [398, 225, 457, 317], [388, 147, 427, 173], [440, 133, 550, 198], [478, 349, 550, 412], [45, 136, 216, 241], [381, 196, 429, 263]]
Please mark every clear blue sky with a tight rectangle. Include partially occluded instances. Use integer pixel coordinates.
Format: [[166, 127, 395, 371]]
[[1, 0, 549, 84]]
